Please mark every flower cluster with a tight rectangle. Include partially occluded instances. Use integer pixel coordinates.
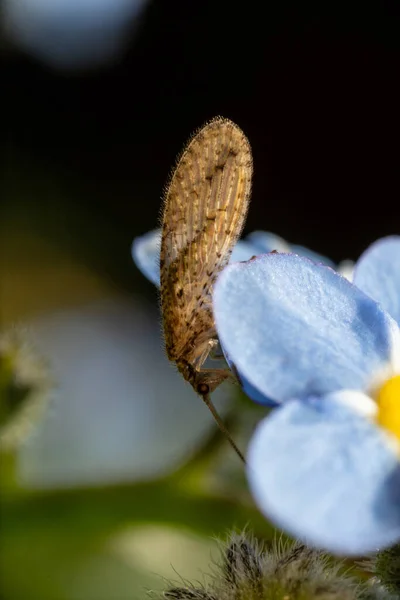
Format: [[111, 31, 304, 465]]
[[213, 235, 400, 555], [132, 227, 400, 556]]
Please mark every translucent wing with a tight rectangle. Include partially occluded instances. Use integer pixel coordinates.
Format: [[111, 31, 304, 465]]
[[160, 116, 253, 362]]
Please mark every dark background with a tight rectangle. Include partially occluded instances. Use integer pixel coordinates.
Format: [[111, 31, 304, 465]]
[[4, 0, 400, 294]]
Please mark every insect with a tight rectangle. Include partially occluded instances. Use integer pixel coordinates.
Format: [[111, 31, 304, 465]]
[[159, 116, 253, 461]]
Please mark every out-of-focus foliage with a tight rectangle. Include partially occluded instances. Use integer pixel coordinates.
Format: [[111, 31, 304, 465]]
[[0, 327, 51, 451], [0, 167, 271, 600], [367, 544, 400, 597]]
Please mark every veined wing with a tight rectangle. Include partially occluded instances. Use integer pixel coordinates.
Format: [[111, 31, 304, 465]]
[[160, 116, 253, 361]]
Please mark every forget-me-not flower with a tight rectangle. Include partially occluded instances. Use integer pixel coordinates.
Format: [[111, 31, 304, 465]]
[[213, 236, 400, 555]]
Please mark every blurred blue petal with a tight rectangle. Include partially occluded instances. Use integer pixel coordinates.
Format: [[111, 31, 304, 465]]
[[131, 230, 262, 288], [230, 240, 260, 263], [354, 236, 400, 325], [247, 394, 400, 555], [214, 253, 398, 405], [4, 0, 149, 69], [132, 228, 340, 290], [131, 229, 161, 287], [247, 231, 335, 268], [245, 230, 291, 254]]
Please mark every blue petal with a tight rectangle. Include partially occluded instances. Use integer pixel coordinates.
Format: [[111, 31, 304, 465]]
[[240, 379, 279, 407], [245, 230, 291, 254], [131, 229, 161, 287], [131, 230, 264, 287], [230, 362, 279, 407], [247, 395, 400, 555], [354, 236, 400, 326], [214, 253, 398, 404], [131, 228, 337, 290], [230, 240, 262, 263], [247, 231, 335, 268], [290, 244, 335, 268]]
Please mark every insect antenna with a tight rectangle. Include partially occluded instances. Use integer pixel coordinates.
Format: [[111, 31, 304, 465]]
[[201, 392, 246, 463]]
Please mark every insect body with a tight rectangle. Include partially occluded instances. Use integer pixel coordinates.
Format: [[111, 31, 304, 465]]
[[160, 116, 253, 460]]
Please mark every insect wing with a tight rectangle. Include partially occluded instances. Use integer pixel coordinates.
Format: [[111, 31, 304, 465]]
[[160, 117, 253, 361]]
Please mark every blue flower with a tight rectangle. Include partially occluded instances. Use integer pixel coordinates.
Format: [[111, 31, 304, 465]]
[[131, 228, 347, 288], [213, 236, 400, 555]]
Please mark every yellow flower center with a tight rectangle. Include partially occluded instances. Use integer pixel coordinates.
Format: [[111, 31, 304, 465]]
[[377, 375, 400, 440]]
